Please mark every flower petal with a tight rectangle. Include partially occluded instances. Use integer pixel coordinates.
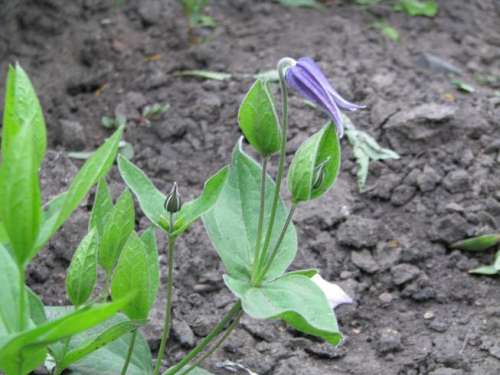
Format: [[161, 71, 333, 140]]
[[312, 274, 353, 309]]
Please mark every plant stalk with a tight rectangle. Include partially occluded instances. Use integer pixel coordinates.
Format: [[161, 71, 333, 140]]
[[165, 301, 242, 375], [121, 329, 138, 375], [258, 58, 294, 282], [256, 203, 297, 284], [179, 311, 243, 375], [154, 213, 177, 375], [251, 157, 268, 283], [18, 268, 26, 332]]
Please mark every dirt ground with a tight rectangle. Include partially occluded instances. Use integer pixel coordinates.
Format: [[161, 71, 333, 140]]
[[1, 0, 500, 374]]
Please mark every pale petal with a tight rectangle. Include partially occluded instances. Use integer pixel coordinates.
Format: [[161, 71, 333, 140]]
[[312, 274, 353, 309]]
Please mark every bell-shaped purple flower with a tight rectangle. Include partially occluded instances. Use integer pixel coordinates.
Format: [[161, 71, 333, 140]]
[[285, 57, 365, 137]]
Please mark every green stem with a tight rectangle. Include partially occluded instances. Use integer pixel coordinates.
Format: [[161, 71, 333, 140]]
[[154, 214, 177, 375], [256, 203, 297, 284], [257, 58, 294, 283], [154, 236, 177, 374], [18, 268, 26, 331], [121, 329, 138, 375], [251, 157, 268, 283], [179, 311, 243, 375], [166, 301, 242, 375]]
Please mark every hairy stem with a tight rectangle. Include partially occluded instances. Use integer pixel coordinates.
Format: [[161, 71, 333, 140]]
[[251, 157, 268, 283], [165, 301, 242, 375], [179, 311, 243, 375], [258, 58, 294, 284], [256, 203, 297, 284], [154, 213, 177, 375], [121, 329, 138, 375]]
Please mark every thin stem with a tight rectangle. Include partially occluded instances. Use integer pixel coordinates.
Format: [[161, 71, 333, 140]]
[[179, 311, 243, 375], [18, 268, 26, 331], [251, 157, 268, 283], [121, 329, 138, 375], [258, 58, 294, 283], [154, 214, 177, 375], [166, 301, 242, 375], [256, 203, 297, 284]]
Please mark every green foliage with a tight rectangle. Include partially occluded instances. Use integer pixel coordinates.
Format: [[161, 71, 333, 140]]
[[277, 0, 321, 8], [35, 126, 123, 251], [470, 250, 500, 276], [111, 232, 159, 320], [142, 103, 169, 125], [203, 140, 297, 283], [0, 121, 41, 266], [238, 80, 281, 156], [176, 70, 231, 81], [397, 0, 438, 17], [89, 179, 113, 234], [101, 115, 127, 130], [288, 123, 341, 203], [118, 155, 228, 237], [451, 78, 475, 93], [373, 21, 400, 42], [344, 115, 399, 191], [98, 189, 135, 275], [66, 229, 99, 307], [224, 273, 341, 345], [0, 297, 132, 375], [452, 234, 500, 252], [181, 0, 215, 28]]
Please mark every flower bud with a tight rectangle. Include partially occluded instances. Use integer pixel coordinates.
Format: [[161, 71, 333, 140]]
[[165, 182, 182, 213], [312, 158, 330, 190]]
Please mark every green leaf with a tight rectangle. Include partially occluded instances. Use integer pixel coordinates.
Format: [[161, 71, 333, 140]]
[[469, 265, 498, 275], [98, 189, 135, 275], [172, 166, 229, 236], [238, 80, 281, 156], [452, 234, 500, 252], [451, 78, 475, 93], [288, 123, 341, 203], [373, 21, 400, 42], [203, 139, 297, 282], [89, 178, 113, 234], [0, 120, 42, 266], [277, 0, 321, 8], [111, 232, 159, 320], [36, 127, 123, 251], [141, 228, 160, 297], [0, 297, 132, 375], [66, 229, 99, 306], [27, 288, 47, 326], [344, 115, 400, 192], [175, 70, 232, 81], [224, 273, 341, 345], [0, 245, 28, 334], [2, 64, 47, 167], [165, 367, 215, 375], [58, 320, 140, 370], [398, 0, 438, 17], [118, 155, 166, 229]]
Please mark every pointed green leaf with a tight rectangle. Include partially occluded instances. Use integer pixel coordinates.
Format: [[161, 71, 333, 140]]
[[67, 229, 99, 306], [98, 190, 135, 275], [399, 0, 438, 17], [238, 80, 281, 156], [203, 139, 297, 282], [288, 123, 341, 203], [141, 228, 160, 297], [89, 178, 113, 233], [224, 273, 341, 345], [117, 155, 166, 228], [2, 64, 47, 166], [0, 297, 132, 375], [36, 127, 123, 250], [452, 234, 500, 252], [27, 288, 47, 326], [111, 232, 159, 320], [0, 245, 28, 334], [0, 121, 41, 266], [172, 166, 229, 236]]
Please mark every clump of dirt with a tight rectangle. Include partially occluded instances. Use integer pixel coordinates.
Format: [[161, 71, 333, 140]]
[[2, 0, 500, 374]]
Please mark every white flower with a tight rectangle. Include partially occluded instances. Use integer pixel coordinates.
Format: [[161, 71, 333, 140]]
[[312, 274, 353, 309]]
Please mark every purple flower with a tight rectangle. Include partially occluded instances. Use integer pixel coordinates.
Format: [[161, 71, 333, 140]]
[[285, 57, 365, 137]]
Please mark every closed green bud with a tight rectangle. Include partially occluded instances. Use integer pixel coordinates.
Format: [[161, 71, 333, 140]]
[[312, 157, 330, 190], [165, 182, 182, 213], [451, 234, 500, 252]]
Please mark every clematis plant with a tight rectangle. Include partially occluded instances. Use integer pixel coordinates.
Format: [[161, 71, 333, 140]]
[[0, 57, 364, 375]]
